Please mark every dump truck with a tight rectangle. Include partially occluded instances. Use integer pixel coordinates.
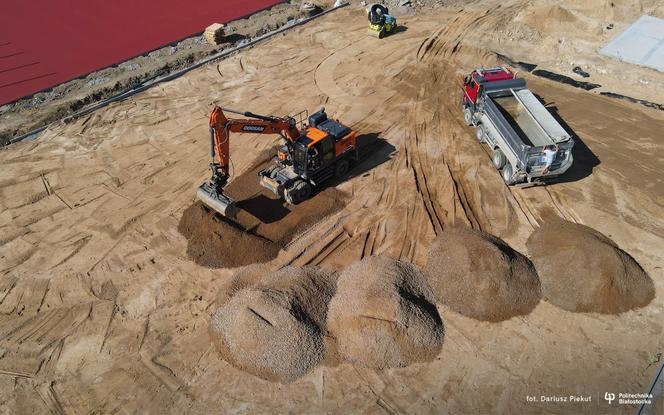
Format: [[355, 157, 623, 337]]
[[462, 67, 574, 185]]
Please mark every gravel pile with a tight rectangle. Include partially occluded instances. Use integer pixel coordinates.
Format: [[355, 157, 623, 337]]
[[327, 256, 444, 369], [209, 266, 337, 383], [527, 218, 654, 313], [425, 226, 541, 321], [215, 263, 271, 307]]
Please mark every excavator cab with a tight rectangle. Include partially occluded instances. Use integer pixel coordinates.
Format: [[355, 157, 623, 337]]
[[296, 108, 354, 174], [288, 136, 332, 175]]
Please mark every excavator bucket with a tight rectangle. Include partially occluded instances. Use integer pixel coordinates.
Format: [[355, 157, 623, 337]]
[[196, 181, 238, 218]]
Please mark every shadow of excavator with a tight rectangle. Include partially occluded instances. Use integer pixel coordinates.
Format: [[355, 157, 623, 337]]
[[235, 133, 396, 224]]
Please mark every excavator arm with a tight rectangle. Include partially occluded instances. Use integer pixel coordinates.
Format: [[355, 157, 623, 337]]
[[208, 105, 299, 175], [197, 105, 301, 217]]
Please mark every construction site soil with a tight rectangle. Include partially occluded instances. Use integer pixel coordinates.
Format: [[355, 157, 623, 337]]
[[1, 1, 663, 414], [425, 226, 541, 322], [178, 155, 346, 267]]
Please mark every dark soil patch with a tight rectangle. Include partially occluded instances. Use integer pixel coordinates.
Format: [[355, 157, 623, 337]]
[[178, 202, 280, 268], [532, 69, 601, 91], [178, 154, 346, 268]]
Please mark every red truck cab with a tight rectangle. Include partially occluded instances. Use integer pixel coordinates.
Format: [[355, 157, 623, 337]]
[[463, 67, 515, 105]]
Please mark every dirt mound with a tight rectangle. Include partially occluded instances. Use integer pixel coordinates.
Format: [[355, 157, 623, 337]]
[[527, 218, 654, 314], [179, 154, 346, 268], [519, 5, 578, 27], [327, 256, 444, 369], [209, 266, 337, 383], [425, 227, 541, 322], [178, 202, 280, 268]]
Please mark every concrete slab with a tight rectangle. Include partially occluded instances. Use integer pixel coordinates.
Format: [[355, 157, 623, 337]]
[[600, 15, 664, 73]]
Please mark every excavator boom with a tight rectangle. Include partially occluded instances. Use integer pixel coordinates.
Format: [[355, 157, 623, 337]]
[[196, 105, 300, 217]]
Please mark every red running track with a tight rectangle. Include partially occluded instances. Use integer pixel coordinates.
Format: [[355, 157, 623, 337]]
[[0, 0, 283, 106]]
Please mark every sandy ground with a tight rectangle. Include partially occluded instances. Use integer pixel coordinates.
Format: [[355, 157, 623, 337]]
[[0, 1, 663, 414]]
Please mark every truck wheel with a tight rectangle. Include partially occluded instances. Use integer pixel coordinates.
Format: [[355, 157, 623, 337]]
[[335, 159, 350, 178], [492, 149, 506, 169], [502, 163, 514, 185], [379, 29, 385, 39], [476, 125, 486, 143], [463, 108, 473, 126]]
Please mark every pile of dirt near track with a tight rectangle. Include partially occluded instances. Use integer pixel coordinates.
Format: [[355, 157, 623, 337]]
[[425, 226, 541, 322], [526, 217, 655, 314], [327, 256, 444, 369], [209, 266, 337, 383], [178, 202, 280, 268]]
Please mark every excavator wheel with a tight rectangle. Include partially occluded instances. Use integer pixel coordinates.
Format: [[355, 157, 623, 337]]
[[335, 159, 350, 178], [287, 181, 312, 204]]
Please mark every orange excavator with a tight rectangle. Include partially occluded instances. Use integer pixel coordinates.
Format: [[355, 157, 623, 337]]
[[197, 105, 358, 217]]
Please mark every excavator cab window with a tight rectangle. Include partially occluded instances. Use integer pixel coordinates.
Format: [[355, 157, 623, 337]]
[[292, 142, 308, 172], [318, 137, 336, 165], [307, 147, 320, 170]]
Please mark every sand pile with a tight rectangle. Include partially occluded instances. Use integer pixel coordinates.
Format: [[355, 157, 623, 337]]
[[209, 266, 337, 383], [527, 218, 654, 314], [425, 227, 541, 322], [178, 202, 280, 268], [327, 256, 444, 369], [520, 5, 579, 26]]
